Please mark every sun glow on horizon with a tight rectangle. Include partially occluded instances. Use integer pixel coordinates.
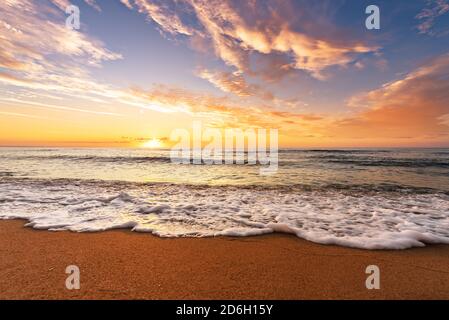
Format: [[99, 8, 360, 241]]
[[141, 138, 164, 149]]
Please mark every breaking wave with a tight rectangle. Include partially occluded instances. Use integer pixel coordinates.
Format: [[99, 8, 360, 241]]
[[1, 177, 448, 250]]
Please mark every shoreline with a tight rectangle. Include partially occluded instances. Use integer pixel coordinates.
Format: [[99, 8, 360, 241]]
[[1, 219, 449, 299]]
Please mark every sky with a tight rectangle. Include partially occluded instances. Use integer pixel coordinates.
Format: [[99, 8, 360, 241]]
[[0, 0, 449, 147]]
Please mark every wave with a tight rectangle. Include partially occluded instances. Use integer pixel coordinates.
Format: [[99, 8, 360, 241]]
[[325, 158, 449, 168], [0, 154, 174, 163], [300, 149, 393, 153], [0, 177, 448, 249], [0, 176, 445, 194], [2, 154, 448, 169]]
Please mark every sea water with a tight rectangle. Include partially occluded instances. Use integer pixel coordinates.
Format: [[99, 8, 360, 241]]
[[0, 147, 448, 249]]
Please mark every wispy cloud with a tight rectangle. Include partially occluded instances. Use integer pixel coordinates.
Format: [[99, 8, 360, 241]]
[[0, 0, 132, 116], [120, 0, 134, 9], [49, 0, 101, 11], [0, 111, 49, 120], [1, 98, 123, 116], [133, 0, 195, 35], [128, 84, 321, 128], [415, 0, 449, 36], [0, 0, 121, 76], [84, 0, 101, 11], [196, 68, 274, 100]]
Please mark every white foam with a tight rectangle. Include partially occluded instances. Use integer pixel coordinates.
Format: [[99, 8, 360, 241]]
[[0, 180, 448, 249]]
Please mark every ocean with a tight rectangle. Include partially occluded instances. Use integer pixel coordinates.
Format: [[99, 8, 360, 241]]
[[0, 147, 448, 249]]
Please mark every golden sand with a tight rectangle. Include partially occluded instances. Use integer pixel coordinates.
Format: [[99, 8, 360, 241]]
[[1, 220, 448, 299]]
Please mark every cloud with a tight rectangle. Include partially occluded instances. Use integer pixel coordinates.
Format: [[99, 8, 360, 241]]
[[440, 114, 449, 126], [127, 84, 321, 128], [196, 68, 274, 100], [49, 0, 101, 11], [0, 111, 49, 120], [415, 0, 449, 36], [48, 0, 71, 10], [120, 0, 133, 9], [1, 1, 267, 120], [1, 1, 121, 68], [133, 0, 195, 35], [0, 0, 130, 115], [1, 97, 123, 116], [193, 0, 377, 78], [122, 0, 378, 82], [84, 0, 101, 11], [328, 53, 449, 143]]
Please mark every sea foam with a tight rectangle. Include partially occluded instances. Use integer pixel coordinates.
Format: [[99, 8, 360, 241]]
[[0, 178, 448, 250]]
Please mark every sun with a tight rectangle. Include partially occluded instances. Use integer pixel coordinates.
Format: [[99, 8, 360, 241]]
[[142, 138, 164, 149]]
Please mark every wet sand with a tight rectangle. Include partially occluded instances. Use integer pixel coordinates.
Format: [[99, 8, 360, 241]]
[[1, 219, 448, 299]]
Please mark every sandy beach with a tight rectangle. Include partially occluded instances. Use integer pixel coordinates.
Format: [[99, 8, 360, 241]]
[[0, 220, 448, 300]]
